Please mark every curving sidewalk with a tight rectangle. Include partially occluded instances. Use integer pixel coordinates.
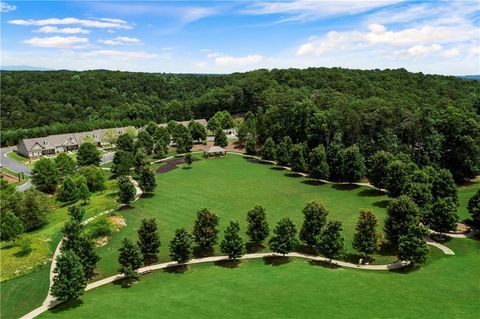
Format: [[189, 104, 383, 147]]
[[424, 237, 455, 255], [20, 177, 143, 319]]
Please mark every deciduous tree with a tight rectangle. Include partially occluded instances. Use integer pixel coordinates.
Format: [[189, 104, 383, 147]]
[[220, 221, 246, 260], [57, 176, 78, 202], [341, 145, 365, 182], [317, 220, 344, 261], [423, 198, 459, 232], [468, 189, 480, 225], [352, 209, 379, 257], [246, 205, 269, 245], [77, 142, 101, 166], [384, 196, 420, 246], [0, 211, 24, 242], [32, 158, 59, 193], [51, 250, 86, 301], [118, 238, 142, 280], [300, 201, 328, 248], [269, 217, 298, 256], [117, 176, 136, 206], [55, 153, 76, 178], [308, 145, 329, 179], [193, 208, 220, 254], [261, 137, 276, 160], [169, 228, 193, 264], [398, 226, 429, 265], [137, 218, 161, 263]]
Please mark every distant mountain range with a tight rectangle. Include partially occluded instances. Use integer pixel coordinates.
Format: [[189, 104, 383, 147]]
[[1, 65, 52, 71], [460, 75, 480, 81]]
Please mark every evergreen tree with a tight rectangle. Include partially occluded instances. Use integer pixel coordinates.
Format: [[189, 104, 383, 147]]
[[261, 137, 276, 160], [220, 221, 246, 260], [275, 136, 293, 165], [118, 238, 143, 280], [245, 136, 257, 155], [77, 142, 101, 166], [299, 201, 328, 248], [138, 167, 157, 193], [468, 189, 480, 225], [290, 144, 307, 172], [308, 145, 329, 179], [0, 211, 24, 242], [423, 198, 459, 232], [51, 250, 86, 301], [269, 217, 298, 256], [55, 153, 76, 178], [367, 150, 394, 189], [398, 226, 429, 265], [57, 176, 78, 202], [137, 218, 161, 263], [246, 205, 269, 245], [384, 196, 420, 246], [214, 129, 228, 148], [77, 165, 106, 192], [193, 208, 220, 254], [169, 228, 194, 264], [352, 209, 379, 257], [111, 150, 133, 176], [117, 133, 135, 154], [32, 158, 59, 193], [317, 220, 344, 261], [341, 145, 366, 182], [68, 206, 85, 223], [117, 176, 136, 206], [77, 182, 91, 204]]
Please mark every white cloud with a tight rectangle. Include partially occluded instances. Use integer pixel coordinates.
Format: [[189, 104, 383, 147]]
[[243, 0, 402, 22], [23, 36, 89, 48], [98, 36, 141, 45], [0, 1, 15, 12], [391, 44, 443, 58], [297, 23, 477, 57], [84, 50, 157, 59], [209, 53, 264, 67], [9, 17, 132, 29], [194, 62, 207, 68], [34, 26, 91, 34], [440, 47, 461, 58]]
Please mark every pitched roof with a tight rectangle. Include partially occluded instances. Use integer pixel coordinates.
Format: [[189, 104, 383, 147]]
[[204, 146, 226, 153], [156, 119, 207, 129]]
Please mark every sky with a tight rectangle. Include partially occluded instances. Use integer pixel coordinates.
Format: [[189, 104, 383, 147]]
[[0, 0, 479, 75]]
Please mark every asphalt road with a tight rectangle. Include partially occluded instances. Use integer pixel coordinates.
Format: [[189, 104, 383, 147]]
[[0, 147, 32, 174]]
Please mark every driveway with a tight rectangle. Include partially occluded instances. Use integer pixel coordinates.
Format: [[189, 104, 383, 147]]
[[0, 147, 32, 175]]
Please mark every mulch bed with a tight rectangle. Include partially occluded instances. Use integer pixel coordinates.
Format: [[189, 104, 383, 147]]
[[156, 157, 199, 174]]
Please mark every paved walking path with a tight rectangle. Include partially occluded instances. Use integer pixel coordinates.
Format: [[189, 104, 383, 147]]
[[20, 177, 143, 319], [428, 229, 478, 239], [424, 237, 455, 255]]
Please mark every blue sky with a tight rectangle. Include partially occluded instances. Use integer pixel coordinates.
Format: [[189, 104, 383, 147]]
[[1, 1, 479, 74]]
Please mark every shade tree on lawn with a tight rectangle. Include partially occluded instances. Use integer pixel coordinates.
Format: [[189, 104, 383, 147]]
[[55, 153, 76, 178], [290, 144, 308, 173], [189, 120, 207, 142], [261, 137, 276, 160], [138, 167, 157, 193], [185, 153, 193, 167], [77, 165, 106, 192], [57, 176, 79, 202], [0, 211, 24, 242], [32, 158, 59, 193], [341, 145, 366, 182], [117, 176, 136, 206], [352, 209, 380, 258], [431, 168, 458, 204], [169, 228, 194, 264], [245, 136, 257, 155], [308, 144, 329, 180], [326, 132, 344, 181], [117, 133, 136, 154], [136, 131, 154, 154], [137, 218, 161, 264], [299, 201, 328, 249], [193, 208, 220, 255], [246, 205, 269, 246], [77, 142, 101, 166], [367, 150, 394, 189], [468, 189, 480, 225], [220, 221, 246, 260], [51, 250, 86, 301], [423, 198, 459, 232], [112, 150, 133, 176], [118, 238, 143, 281], [384, 196, 420, 246], [317, 220, 345, 262], [398, 225, 429, 265], [214, 129, 228, 148], [133, 147, 150, 175], [275, 136, 293, 166], [269, 217, 298, 256]]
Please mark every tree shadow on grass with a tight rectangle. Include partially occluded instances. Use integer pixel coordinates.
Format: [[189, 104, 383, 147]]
[[112, 277, 138, 288], [388, 263, 420, 274], [332, 184, 360, 191], [270, 166, 287, 171], [140, 193, 154, 199], [245, 242, 264, 253], [377, 242, 398, 257], [214, 259, 241, 269], [373, 199, 390, 208], [301, 179, 327, 186], [263, 256, 290, 266], [308, 260, 341, 270], [358, 188, 385, 197], [284, 172, 303, 178], [182, 166, 193, 170], [163, 264, 188, 274], [295, 244, 316, 256], [50, 299, 84, 313]]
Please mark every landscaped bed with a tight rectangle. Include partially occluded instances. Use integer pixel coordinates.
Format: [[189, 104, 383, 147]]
[[38, 239, 480, 319]]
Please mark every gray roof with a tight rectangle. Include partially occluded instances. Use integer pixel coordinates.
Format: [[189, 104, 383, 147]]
[[19, 127, 130, 151], [157, 119, 207, 129], [204, 146, 226, 153]]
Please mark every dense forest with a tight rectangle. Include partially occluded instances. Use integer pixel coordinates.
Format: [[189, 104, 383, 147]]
[[1, 67, 479, 181]]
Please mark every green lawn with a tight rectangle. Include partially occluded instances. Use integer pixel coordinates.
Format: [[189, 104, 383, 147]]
[[39, 238, 480, 319], [6, 151, 31, 167], [458, 180, 480, 221], [93, 154, 396, 280]]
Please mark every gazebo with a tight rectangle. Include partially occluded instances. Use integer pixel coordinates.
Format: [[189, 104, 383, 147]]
[[203, 146, 227, 157]]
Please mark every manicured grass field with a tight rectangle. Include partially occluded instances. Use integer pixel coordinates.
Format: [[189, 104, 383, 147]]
[[93, 154, 395, 279], [39, 238, 480, 319]]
